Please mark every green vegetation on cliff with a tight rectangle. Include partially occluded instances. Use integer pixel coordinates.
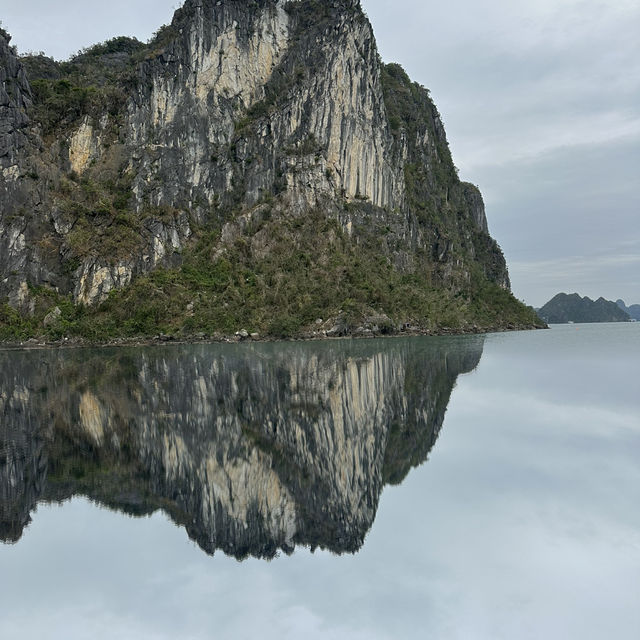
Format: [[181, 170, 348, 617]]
[[0, 207, 541, 343], [22, 36, 144, 136], [0, 1, 545, 343]]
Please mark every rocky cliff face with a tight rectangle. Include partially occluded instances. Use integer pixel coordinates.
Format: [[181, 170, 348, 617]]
[[0, 31, 54, 312], [0, 0, 540, 338], [0, 336, 483, 557], [0, 30, 31, 168], [127, 0, 402, 215]]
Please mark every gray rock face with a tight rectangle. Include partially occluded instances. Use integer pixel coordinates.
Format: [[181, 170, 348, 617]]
[[0, 353, 48, 543], [0, 32, 194, 307], [0, 0, 511, 312], [126, 0, 403, 215], [42, 305, 61, 327], [0, 31, 31, 168], [0, 34, 65, 312], [461, 183, 489, 235], [0, 336, 484, 557]]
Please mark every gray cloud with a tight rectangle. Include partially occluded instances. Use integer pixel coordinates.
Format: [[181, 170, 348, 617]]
[[2, 0, 638, 305], [364, 0, 640, 305]]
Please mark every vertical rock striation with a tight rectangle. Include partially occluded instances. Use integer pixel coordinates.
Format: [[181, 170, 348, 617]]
[[0, 30, 31, 169], [0, 336, 483, 556], [125, 0, 403, 214], [0, 0, 539, 333]]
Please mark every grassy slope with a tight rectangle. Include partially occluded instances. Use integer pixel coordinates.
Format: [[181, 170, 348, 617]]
[[1, 207, 542, 342]]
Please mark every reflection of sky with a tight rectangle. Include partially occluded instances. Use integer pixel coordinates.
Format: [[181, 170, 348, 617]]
[[1, 324, 639, 639]]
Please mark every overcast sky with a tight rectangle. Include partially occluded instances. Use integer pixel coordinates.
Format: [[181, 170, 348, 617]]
[[1, 0, 638, 306]]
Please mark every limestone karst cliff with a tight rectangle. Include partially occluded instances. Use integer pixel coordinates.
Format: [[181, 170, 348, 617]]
[[0, 1, 543, 340], [0, 336, 484, 558], [538, 293, 631, 324]]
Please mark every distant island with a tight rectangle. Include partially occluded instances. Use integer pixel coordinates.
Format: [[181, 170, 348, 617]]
[[538, 293, 632, 324], [616, 300, 640, 321]]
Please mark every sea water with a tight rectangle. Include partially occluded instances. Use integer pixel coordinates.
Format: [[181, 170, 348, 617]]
[[0, 323, 638, 639]]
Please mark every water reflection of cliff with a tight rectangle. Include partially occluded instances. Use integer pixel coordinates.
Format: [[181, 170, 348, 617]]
[[0, 337, 483, 558]]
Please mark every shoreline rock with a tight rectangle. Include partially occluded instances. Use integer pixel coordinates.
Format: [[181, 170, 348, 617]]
[[0, 323, 547, 351]]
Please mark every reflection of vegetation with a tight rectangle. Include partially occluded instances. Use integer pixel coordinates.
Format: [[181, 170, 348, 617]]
[[45, 430, 193, 525], [2, 337, 483, 558], [240, 414, 355, 554], [383, 368, 450, 485]]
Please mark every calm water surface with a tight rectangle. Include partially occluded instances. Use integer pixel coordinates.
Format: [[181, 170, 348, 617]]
[[1, 323, 638, 639]]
